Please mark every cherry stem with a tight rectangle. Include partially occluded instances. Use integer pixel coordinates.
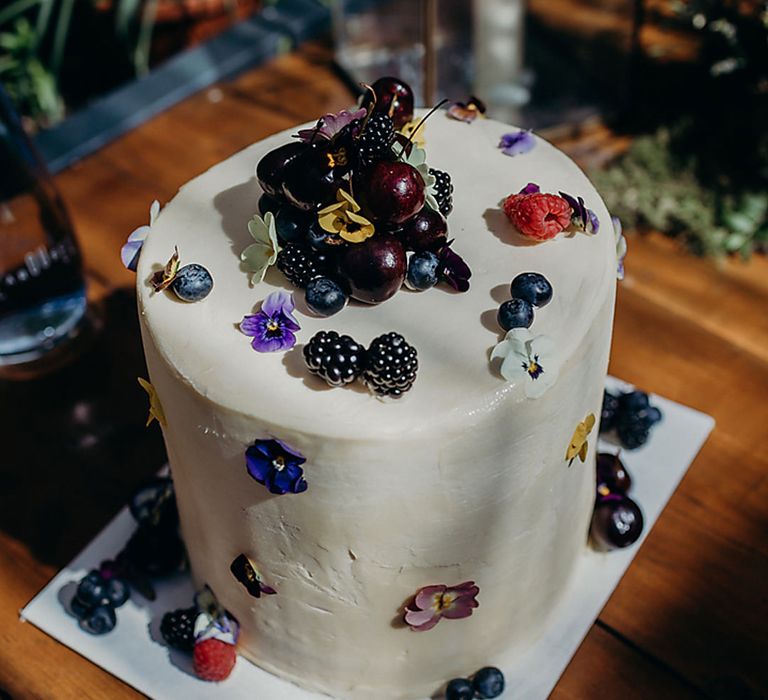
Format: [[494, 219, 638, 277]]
[[397, 98, 449, 159], [359, 83, 377, 135]]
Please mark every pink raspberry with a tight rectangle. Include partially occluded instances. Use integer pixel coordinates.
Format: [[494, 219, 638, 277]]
[[503, 192, 572, 241]]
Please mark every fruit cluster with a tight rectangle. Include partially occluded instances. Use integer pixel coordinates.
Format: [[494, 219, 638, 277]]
[[303, 329, 418, 398], [256, 76, 468, 317], [590, 453, 644, 550], [70, 569, 130, 634], [446, 667, 505, 699], [497, 272, 553, 331], [600, 389, 663, 449]]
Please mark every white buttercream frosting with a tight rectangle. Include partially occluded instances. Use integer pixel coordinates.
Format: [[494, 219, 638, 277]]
[[137, 112, 616, 699]]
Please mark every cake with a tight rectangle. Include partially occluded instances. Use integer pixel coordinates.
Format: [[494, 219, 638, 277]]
[[134, 82, 618, 698]]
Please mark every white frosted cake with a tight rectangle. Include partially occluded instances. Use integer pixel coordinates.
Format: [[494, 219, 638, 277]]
[[135, 93, 617, 699]]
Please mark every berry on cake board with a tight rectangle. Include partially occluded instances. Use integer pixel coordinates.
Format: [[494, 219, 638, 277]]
[[599, 388, 663, 450], [303, 330, 367, 387]]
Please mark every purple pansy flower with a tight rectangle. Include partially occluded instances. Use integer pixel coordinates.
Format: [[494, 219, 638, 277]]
[[559, 191, 599, 234], [245, 438, 308, 495], [121, 200, 160, 271], [499, 130, 536, 157], [404, 581, 480, 631], [295, 108, 367, 142], [612, 215, 627, 280], [193, 585, 240, 645], [518, 182, 541, 195], [438, 240, 472, 292], [230, 554, 277, 597], [240, 291, 300, 353]]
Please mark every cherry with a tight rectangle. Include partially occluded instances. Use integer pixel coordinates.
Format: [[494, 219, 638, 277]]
[[256, 142, 307, 198], [399, 207, 448, 252], [596, 453, 632, 496], [282, 144, 345, 211], [360, 77, 415, 129], [591, 495, 644, 550], [357, 161, 425, 225], [338, 234, 406, 304]]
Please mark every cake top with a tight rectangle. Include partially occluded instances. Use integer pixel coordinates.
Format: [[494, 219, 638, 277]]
[[136, 107, 616, 440]]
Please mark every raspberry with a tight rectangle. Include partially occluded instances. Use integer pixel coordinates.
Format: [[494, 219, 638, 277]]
[[503, 192, 571, 241], [357, 113, 394, 164], [429, 168, 453, 217], [363, 332, 418, 398], [193, 638, 236, 682], [276, 243, 330, 288], [160, 606, 197, 652], [303, 330, 367, 387]]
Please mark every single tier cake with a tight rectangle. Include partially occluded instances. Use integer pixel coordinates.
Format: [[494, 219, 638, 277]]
[[136, 95, 617, 698]]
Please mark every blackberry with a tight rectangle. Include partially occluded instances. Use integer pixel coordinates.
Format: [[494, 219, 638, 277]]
[[357, 114, 394, 164], [276, 243, 330, 288], [600, 390, 620, 433], [160, 606, 197, 652], [616, 412, 650, 450], [429, 168, 453, 217], [303, 330, 367, 387], [363, 332, 418, 398]]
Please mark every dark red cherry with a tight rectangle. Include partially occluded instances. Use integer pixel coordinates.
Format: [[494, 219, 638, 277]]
[[282, 145, 345, 211], [596, 453, 632, 496], [399, 207, 448, 252], [591, 495, 644, 550], [256, 142, 308, 198], [338, 234, 406, 304], [358, 161, 425, 225], [361, 77, 415, 129]]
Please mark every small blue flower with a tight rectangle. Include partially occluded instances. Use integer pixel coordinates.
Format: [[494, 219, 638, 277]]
[[612, 215, 627, 280], [240, 290, 300, 353], [245, 439, 308, 495], [121, 200, 160, 271], [498, 130, 536, 157]]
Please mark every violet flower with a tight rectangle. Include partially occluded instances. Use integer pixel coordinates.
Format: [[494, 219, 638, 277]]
[[240, 291, 300, 353], [438, 241, 472, 292], [121, 200, 159, 271], [613, 215, 627, 280], [404, 581, 480, 631], [518, 182, 541, 195], [245, 438, 308, 495], [193, 585, 240, 645], [295, 108, 367, 142], [499, 130, 535, 157], [230, 554, 277, 597], [559, 191, 599, 234]]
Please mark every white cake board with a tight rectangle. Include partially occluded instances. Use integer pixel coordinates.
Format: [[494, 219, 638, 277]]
[[21, 378, 714, 700]]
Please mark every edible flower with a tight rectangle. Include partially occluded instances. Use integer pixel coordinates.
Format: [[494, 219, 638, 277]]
[[499, 130, 536, 157], [149, 247, 180, 292], [240, 290, 300, 353], [245, 438, 308, 495], [230, 554, 277, 597], [612, 216, 627, 280], [294, 107, 367, 143], [438, 240, 472, 292], [446, 97, 486, 123], [317, 189, 375, 244], [121, 200, 160, 271], [193, 585, 239, 644], [559, 191, 599, 234], [241, 212, 279, 285], [137, 377, 166, 427], [491, 329, 559, 398], [404, 581, 480, 631], [566, 413, 596, 465]]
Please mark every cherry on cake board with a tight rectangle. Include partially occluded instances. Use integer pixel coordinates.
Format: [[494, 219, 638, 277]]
[[20, 379, 714, 700]]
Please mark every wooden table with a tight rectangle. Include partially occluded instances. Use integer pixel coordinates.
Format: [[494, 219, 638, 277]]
[[1, 43, 767, 700]]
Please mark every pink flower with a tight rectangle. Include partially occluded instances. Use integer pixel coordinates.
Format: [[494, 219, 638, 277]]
[[404, 581, 479, 631], [503, 192, 572, 241]]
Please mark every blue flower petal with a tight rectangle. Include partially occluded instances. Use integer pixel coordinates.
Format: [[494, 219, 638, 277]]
[[499, 130, 535, 157]]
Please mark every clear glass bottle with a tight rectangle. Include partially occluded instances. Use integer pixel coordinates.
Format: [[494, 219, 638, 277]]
[[0, 85, 87, 371]]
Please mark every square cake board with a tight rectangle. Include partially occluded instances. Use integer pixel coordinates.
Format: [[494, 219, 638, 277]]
[[21, 378, 714, 700]]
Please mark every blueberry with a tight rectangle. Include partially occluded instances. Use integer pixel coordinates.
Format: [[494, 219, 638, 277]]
[[275, 206, 313, 245], [80, 604, 117, 635], [406, 251, 439, 291], [258, 193, 282, 217], [171, 263, 213, 302], [76, 570, 109, 608], [305, 276, 347, 317], [600, 391, 620, 433], [498, 298, 534, 331], [307, 221, 344, 252], [617, 390, 649, 414], [105, 577, 130, 608], [70, 594, 93, 620], [446, 677, 474, 700], [510, 272, 553, 307], [643, 405, 663, 425], [616, 413, 650, 449], [473, 667, 505, 698]]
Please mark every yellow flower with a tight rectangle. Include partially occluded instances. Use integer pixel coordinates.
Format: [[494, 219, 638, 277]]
[[566, 413, 595, 464], [398, 119, 426, 148], [150, 247, 180, 292], [138, 377, 166, 427], [317, 189, 375, 244]]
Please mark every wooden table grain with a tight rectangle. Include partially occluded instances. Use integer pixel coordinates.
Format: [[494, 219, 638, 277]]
[[1, 43, 767, 700]]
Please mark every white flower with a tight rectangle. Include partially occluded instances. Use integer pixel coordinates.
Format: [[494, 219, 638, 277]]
[[490, 329, 559, 399], [241, 211, 279, 285], [121, 200, 160, 271], [612, 215, 627, 280]]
